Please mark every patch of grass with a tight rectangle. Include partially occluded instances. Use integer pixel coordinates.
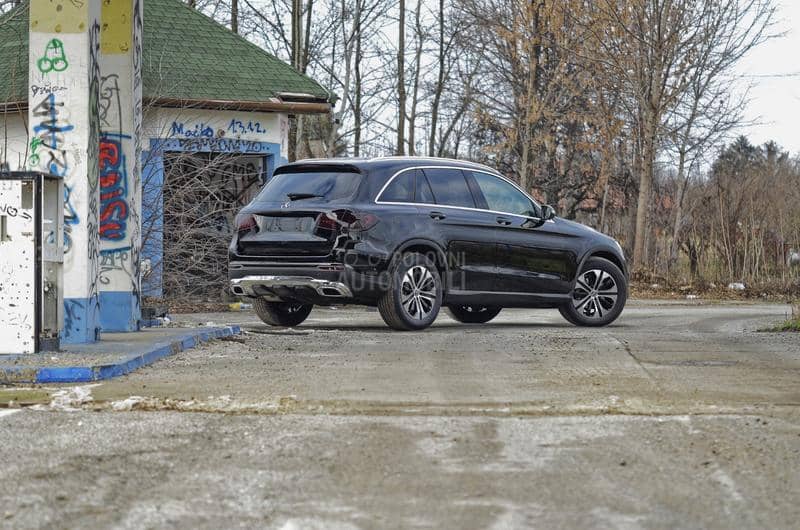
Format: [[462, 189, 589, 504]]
[[759, 318, 800, 332], [0, 387, 52, 406]]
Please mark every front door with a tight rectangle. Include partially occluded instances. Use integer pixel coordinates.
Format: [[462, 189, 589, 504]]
[[465, 170, 574, 295]]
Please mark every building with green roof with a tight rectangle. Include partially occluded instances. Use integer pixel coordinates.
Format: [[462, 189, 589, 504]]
[[1, 0, 331, 112], [1, 0, 332, 303]]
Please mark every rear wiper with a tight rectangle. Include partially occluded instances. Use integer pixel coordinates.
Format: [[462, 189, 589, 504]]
[[286, 192, 324, 201]]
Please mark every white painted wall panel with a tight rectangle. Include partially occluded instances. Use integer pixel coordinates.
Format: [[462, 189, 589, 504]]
[[0, 179, 37, 354]]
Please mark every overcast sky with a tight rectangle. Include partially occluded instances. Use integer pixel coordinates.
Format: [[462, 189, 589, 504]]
[[736, 1, 800, 155]]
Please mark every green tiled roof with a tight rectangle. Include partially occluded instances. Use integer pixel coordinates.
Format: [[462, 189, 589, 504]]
[[0, 0, 330, 106]]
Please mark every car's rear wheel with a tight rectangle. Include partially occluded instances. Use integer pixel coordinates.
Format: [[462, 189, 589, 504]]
[[378, 252, 443, 331], [447, 305, 502, 324], [559, 257, 627, 327], [253, 299, 313, 327]]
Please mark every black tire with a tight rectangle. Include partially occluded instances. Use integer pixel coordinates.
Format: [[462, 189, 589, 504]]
[[559, 257, 627, 327], [253, 299, 313, 327], [447, 305, 502, 324], [378, 252, 443, 331]]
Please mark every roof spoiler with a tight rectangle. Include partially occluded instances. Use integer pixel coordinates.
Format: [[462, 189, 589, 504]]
[[274, 163, 362, 175]]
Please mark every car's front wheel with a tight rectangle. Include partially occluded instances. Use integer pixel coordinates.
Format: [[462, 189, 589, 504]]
[[253, 299, 313, 327], [447, 305, 502, 324], [559, 257, 627, 327], [378, 252, 443, 331]]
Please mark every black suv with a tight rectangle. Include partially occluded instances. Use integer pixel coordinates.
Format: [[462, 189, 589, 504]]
[[229, 157, 627, 331]]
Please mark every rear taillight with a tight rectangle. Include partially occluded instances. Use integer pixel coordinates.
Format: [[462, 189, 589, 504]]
[[315, 210, 379, 238], [349, 213, 379, 231], [333, 209, 379, 232], [315, 213, 339, 236], [235, 213, 257, 233]]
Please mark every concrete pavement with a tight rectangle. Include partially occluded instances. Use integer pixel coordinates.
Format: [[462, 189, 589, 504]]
[[1, 301, 799, 529]]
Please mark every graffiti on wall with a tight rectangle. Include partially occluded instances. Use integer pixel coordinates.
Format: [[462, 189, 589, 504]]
[[31, 83, 68, 98], [173, 137, 274, 153], [99, 74, 122, 129], [227, 119, 267, 135], [94, 0, 143, 313], [99, 135, 129, 242], [0, 203, 33, 220], [170, 121, 215, 138], [99, 248, 131, 285], [86, 20, 102, 321], [30, 92, 79, 253], [131, 0, 143, 306], [36, 38, 69, 74], [169, 118, 270, 140], [31, 93, 73, 177], [97, 70, 130, 245], [27, 0, 103, 340]]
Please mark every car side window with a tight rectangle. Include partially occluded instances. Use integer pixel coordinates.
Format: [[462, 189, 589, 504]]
[[414, 169, 436, 204], [379, 170, 415, 202], [468, 171, 538, 217], [423, 168, 476, 208]]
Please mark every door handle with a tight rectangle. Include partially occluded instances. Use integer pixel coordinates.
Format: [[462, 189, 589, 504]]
[[496, 216, 512, 226], [429, 211, 447, 220]]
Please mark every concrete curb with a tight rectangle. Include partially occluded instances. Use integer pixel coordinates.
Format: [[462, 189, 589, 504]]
[[0, 326, 241, 384]]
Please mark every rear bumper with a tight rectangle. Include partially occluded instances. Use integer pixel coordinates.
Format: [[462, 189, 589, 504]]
[[230, 275, 353, 300], [229, 260, 387, 303]]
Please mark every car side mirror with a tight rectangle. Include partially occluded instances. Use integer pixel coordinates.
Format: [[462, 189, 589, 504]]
[[541, 204, 556, 221]]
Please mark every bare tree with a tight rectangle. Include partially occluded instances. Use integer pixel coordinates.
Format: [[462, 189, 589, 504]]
[[587, 0, 777, 270], [664, 1, 778, 270]]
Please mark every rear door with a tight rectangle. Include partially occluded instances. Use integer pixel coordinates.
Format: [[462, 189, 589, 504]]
[[465, 170, 574, 294], [421, 167, 498, 292], [235, 168, 362, 259]]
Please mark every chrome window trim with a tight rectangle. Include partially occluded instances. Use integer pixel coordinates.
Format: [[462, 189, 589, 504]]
[[374, 165, 546, 222]]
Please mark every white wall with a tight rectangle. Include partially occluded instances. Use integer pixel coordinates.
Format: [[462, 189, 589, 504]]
[[0, 113, 30, 171], [144, 107, 289, 161]]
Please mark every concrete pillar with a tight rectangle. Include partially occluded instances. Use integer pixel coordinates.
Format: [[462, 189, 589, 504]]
[[98, 0, 143, 331], [28, 0, 102, 343]]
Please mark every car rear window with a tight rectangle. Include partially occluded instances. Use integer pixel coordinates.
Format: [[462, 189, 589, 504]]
[[255, 171, 362, 203]]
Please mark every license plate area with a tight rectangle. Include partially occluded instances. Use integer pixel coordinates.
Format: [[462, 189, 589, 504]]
[[256, 215, 317, 234]]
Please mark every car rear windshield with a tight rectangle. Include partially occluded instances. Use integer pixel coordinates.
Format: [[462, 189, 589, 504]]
[[255, 171, 362, 203]]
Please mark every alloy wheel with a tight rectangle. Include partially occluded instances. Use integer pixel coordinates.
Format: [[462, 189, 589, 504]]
[[571, 269, 618, 320], [401, 265, 437, 320]]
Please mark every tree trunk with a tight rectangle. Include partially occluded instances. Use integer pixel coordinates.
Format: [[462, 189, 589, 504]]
[[633, 117, 656, 270], [407, 0, 423, 156], [291, 0, 303, 70], [668, 149, 689, 271], [326, 0, 356, 157], [288, 0, 303, 161], [396, 0, 406, 155], [302, 0, 314, 73], [231, 0, 238, 34], [427, 0, 445, 157], [353, 1, 362, 157]]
